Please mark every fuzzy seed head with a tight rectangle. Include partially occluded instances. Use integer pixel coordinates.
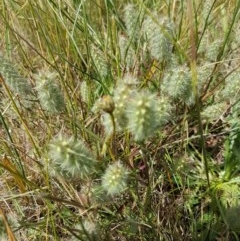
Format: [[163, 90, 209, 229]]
[[113, 85, 131, 128], [197, 64, 212, 86], [198, 33, 208, 54], [91, 45, 109, 78], [126, 91, 159, 141], [142, 15, 174, 61], [221, 71, 240, 102], [161, 65, 193, 105], [80, 81, 89, 104], [119, 34, 136, 70], [101, 161, 128, 196], [0, 56, 32, 97], [202, 0, 214, 21], [155, 96, 174, 127], [201, 102, 227, 121], [123, 4, 143, 41], [198, 28, 222, 62], [113, 74, 139, 128], [206, 39, 222, 61], [48, 136, 96, 179], [35, 71, 65, 114]]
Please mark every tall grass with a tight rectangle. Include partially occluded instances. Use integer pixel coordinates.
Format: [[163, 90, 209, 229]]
[[1, 0, 240, 240]]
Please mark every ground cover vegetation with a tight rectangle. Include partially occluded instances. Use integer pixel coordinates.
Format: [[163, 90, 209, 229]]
[[0, 0, 240, 240]]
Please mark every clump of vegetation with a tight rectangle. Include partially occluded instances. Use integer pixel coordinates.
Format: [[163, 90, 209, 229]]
[[1, 0, 240, 240]]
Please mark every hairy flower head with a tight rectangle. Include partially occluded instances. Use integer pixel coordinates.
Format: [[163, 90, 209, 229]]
[[113, 74, 139, 128], [35, 70, 65, 114], [142, 14, 174, 61], [48, 136, 96, 179], [101, 161, 128, 196], [126, 91, 159, 141], [161, 65, 193, 105], [0, 55, 32, 96]]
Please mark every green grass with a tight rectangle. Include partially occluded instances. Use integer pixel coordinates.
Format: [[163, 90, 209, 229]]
[[1, 0, 240, 240]]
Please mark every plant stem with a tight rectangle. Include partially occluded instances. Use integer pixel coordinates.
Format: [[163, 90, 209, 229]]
[[188, 0, 210, 188]]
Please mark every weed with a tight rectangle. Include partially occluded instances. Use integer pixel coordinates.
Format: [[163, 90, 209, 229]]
[[1, 0, 240, 240]]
